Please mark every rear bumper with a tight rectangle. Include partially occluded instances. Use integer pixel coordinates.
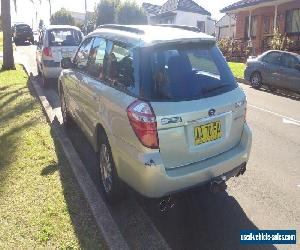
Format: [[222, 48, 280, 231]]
[[114, 123, 252, 198], [42, 62, 62, 79]]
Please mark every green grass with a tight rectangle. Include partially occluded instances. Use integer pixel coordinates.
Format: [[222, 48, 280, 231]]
[[0, 65, 104, 248], [228, 62, 246, 79]]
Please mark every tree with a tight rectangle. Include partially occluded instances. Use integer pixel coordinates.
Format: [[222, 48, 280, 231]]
[[116, 1, 147, 25], [50, 8, 75, 26], [95, 0, 120, 26], [269, 28, 294, 51], [1, 0, 15, 70]]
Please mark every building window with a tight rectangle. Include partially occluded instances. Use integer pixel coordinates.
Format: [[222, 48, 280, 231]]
[[197, 21, 205, 33], [263, 16, 271, 34], [245, 15, 257, 38], [286, 8, 300, 33]]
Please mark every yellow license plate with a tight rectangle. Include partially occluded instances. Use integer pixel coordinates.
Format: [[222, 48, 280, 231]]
[[194, 121, 222, 145]]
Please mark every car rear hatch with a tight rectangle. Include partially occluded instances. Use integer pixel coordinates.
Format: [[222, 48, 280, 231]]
[[151, 88, 246, 169], [140, 40, 246, 169], [47, 28, 82, 63]]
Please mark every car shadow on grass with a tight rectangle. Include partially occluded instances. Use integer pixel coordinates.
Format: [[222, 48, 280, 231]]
[[49, 125, 105, 249]]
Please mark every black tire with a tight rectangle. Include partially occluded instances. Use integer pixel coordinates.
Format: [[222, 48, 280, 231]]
[[60, 87, 73, 128], [41, 74, 48, 88], [37, 63, 41, 76], [98, 132, 124, 204], [250, 72, 262, 89], [268, 85, 277, 92]]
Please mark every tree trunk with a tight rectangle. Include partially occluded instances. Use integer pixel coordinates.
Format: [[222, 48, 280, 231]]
[[1, 0, 15, 70]]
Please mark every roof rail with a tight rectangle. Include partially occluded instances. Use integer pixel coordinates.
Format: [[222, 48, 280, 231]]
[[98, 24, 145, 35], [153, 24, 201, 33]]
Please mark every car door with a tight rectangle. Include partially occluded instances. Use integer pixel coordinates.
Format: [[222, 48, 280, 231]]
[[279, 53, 300, 92], [261, 51, 282, 87], [69, 37, 95, 130], [77, 36, 108, 140]]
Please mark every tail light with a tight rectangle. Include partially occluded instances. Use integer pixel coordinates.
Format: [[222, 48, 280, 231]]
[[127, 100, 159, 149], [43, 47, 52, 57]]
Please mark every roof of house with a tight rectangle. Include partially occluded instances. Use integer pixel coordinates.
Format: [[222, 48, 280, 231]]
[[143, 0, 211, 16], [142, 3, 161, 15], [221, 0, 275, 13]]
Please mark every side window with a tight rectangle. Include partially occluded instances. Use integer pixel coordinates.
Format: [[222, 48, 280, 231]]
[[104, 42, 135, 89], [262, 52, 281, 65], [86, 37, 107, 78], [74, 37, 94, 71], [281, 54, 298, 69]]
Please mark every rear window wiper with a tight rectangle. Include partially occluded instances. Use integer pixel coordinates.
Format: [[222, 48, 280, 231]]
[[203, 84, 230, 95]]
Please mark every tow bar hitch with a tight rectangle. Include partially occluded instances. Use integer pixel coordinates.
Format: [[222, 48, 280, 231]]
[[159, 195, 175, 212], [210, 176, 227, 194]]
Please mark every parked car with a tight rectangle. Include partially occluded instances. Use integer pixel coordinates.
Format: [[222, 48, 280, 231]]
[[245, 50, 300, 92], [36, 25, 83, 87], [12, 23, 34, 45], [58, 25, 252, 203]]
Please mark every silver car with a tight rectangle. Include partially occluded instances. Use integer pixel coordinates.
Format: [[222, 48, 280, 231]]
[[36, 25, 83, 87], [58, 25, 252, 203]]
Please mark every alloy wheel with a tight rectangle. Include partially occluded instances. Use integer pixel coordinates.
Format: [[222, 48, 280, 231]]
[[99, 144, 113, 194]]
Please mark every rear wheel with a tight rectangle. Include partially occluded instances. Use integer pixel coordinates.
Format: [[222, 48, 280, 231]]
[[60, 87, 73, 128], [250, 72, 262, 89], [37, 63, 41, 76], [98, 132, 124, 204], [41, 74, 48, 88]]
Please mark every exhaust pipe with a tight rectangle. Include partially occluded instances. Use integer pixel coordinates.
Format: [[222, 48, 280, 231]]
[[210, 176, 227, 194], [159, 195, 175, 212]]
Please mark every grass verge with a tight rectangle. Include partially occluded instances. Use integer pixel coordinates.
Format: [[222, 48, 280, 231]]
[[228, 62, 246, 79], [0, 64, 104, 248]]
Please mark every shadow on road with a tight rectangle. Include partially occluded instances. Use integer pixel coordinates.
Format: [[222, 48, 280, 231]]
[[251, 85, 300, 102]]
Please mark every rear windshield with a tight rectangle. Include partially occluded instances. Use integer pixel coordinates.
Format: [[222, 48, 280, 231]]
[[140, 43, 237, 101], [16, 25, 31, 31], [48, 29, 82, 47]]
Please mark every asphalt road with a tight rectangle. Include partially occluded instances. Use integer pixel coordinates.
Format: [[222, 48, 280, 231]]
[[17, 45, 300, 250]]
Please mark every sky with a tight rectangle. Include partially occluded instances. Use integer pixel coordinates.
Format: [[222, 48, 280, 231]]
[[8, 0, 238, 29]]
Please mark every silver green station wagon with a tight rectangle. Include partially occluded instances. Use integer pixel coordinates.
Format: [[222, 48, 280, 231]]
[[58, 25, 252, 203]]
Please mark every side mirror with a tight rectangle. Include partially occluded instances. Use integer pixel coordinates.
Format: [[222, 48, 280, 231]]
[[295, 64, 300, 71], [61, 57, 74, 69]]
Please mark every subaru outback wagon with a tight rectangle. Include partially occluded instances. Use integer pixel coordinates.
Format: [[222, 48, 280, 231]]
[[59, 25, 252, 202]]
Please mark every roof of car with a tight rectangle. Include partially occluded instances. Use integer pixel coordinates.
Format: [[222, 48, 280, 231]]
[[264, 50, 300, 57], [45, 25, 82, 31], [87, 25, 215, 47]]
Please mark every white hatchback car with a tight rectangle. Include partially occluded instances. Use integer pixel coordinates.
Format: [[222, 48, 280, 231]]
[[36, 25, 83, 87]]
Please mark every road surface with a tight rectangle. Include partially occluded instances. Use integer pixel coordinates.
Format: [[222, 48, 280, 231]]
[[17, 45, 299, 250]]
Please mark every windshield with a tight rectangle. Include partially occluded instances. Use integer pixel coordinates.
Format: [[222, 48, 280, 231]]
[[140, 43, 237, 101], [48, 29, 82, 47]]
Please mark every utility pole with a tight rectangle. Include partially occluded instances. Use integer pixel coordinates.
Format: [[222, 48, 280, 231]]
[[84, 0, 87, 34], [48, 0, 52, 21]]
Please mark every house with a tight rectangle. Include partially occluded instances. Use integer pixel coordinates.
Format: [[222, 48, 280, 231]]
[[220, 0, 300, 55], [216, 14, 236, 40], [142, 0, 215, 35]]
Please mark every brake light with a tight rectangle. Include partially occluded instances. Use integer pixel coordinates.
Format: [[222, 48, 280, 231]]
[[127, 100, 159, 149], [43, 47, 52, 57]]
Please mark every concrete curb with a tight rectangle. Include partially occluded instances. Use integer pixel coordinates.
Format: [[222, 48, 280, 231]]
[[23, 70, 129, 249], [236, 77, 250, 85]]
